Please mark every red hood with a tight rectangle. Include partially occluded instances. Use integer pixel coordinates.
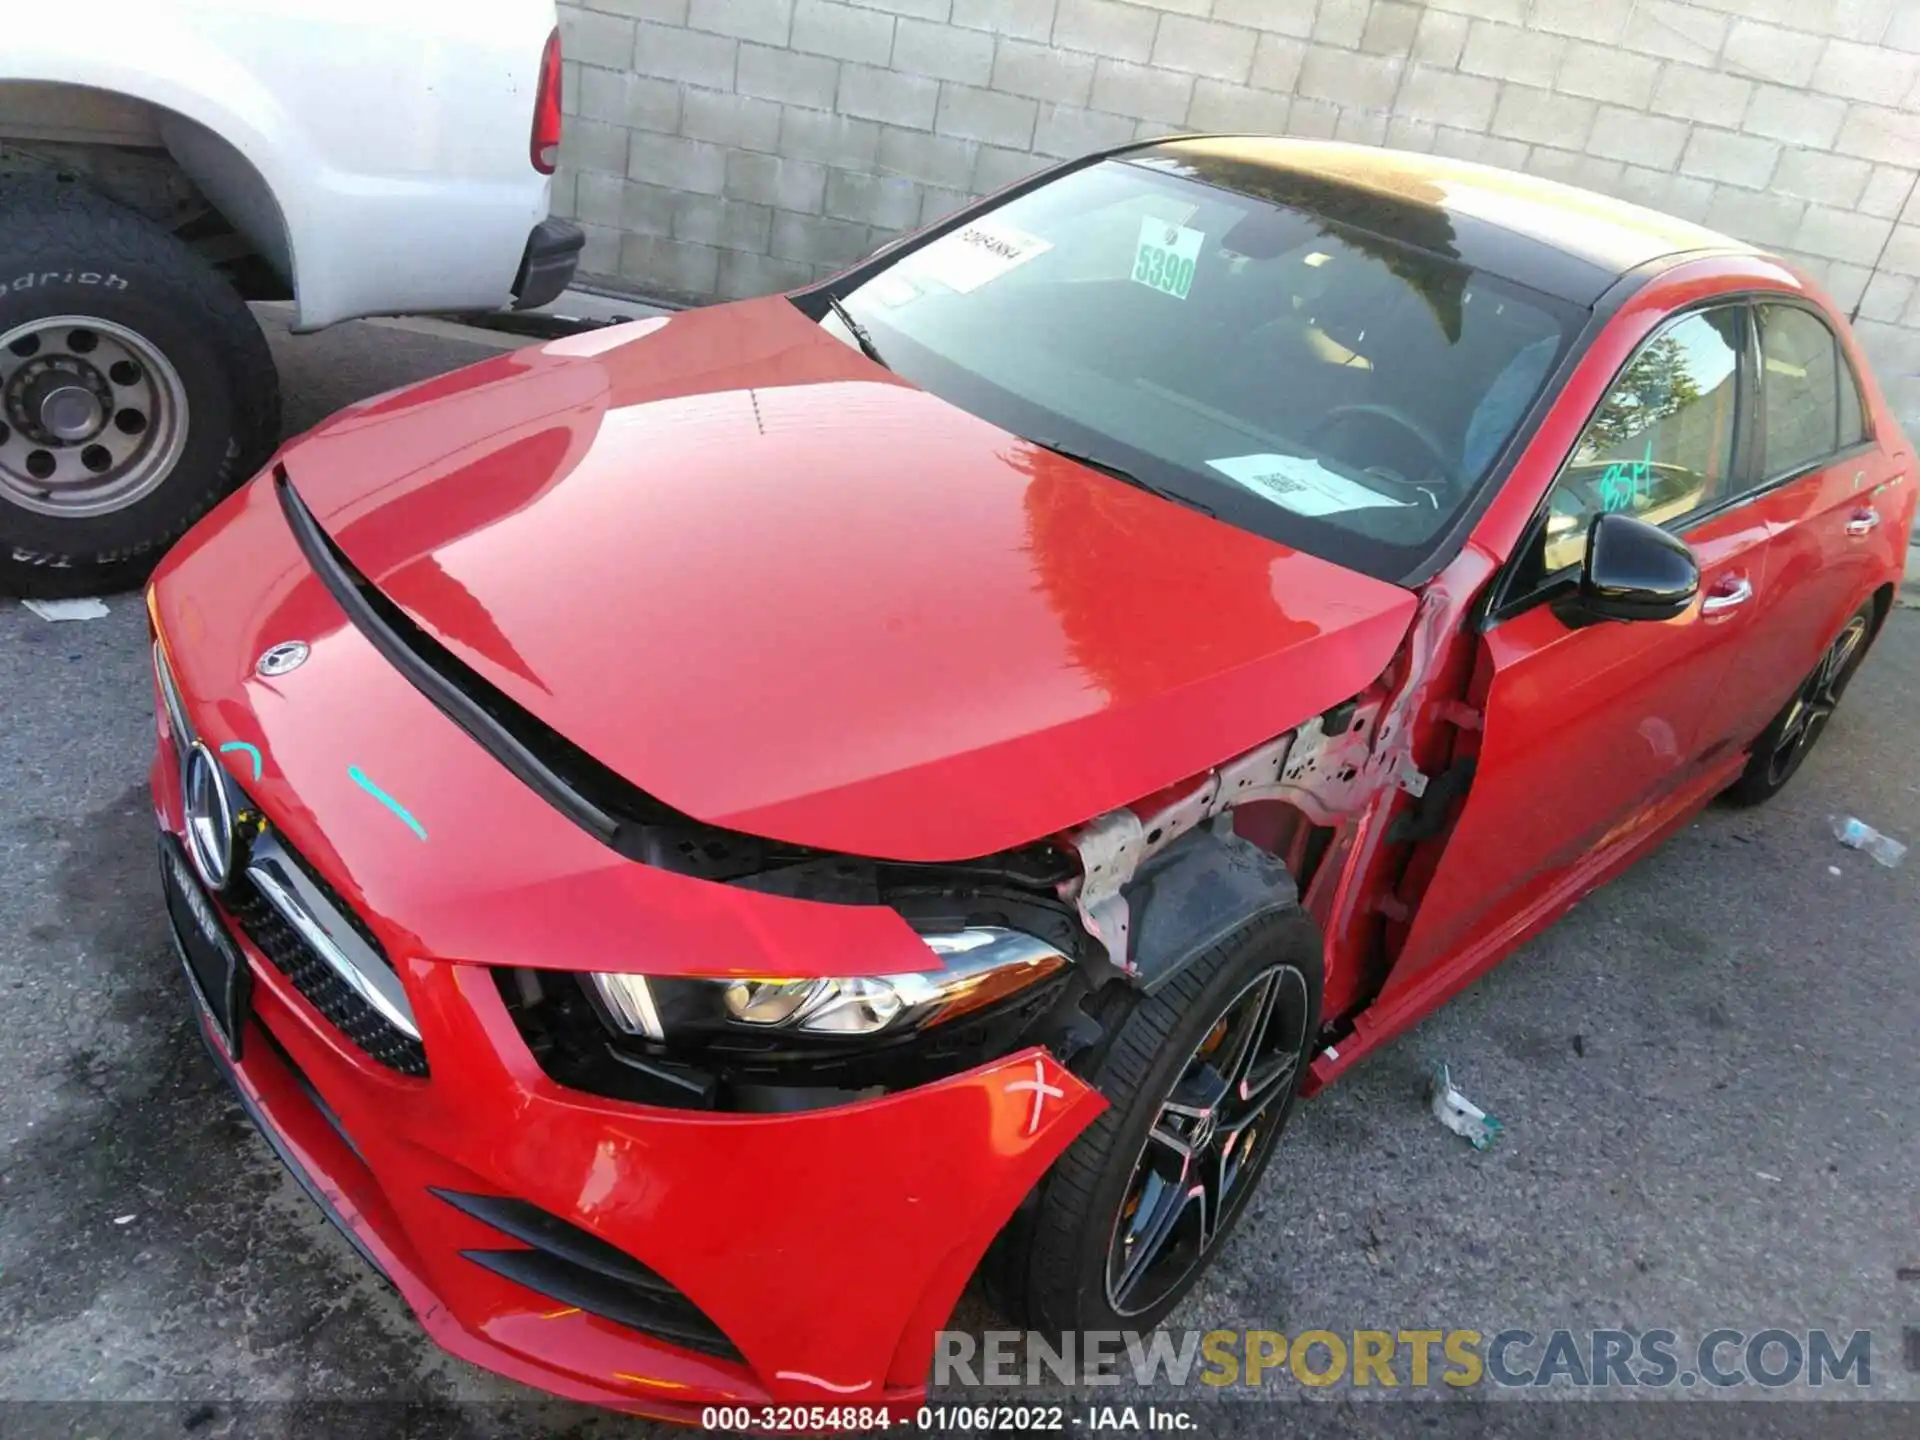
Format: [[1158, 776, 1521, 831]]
[[279, 296, 1416, 861]]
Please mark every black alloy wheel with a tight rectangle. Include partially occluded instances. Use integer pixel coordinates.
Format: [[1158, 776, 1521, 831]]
[[1725, 600, 1877, 806], [992, 909, 1322, 1334], [1105, 962, 1311, 1317]]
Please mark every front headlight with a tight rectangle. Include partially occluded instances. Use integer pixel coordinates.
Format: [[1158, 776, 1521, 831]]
[[584, 927, 1067, 1042]]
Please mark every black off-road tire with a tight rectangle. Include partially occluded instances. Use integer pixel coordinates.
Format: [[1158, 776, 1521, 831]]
[[991, 909, 1323, 1334], [0, 178, 280, 598]]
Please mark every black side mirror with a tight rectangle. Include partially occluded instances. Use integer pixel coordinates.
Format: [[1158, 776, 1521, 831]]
[[1564, 512, 1699, 624]]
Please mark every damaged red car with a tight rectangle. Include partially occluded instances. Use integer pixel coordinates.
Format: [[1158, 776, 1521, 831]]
[[146, 138, 1914, 1417]]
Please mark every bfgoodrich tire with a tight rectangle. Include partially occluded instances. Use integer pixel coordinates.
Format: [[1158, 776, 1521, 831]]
[[996, 909, 1323, 1334], [0, 179, 280, 598]]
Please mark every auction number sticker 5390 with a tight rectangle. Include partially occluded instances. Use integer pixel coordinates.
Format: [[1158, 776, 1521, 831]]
[[1133, 218, 1204, 300]]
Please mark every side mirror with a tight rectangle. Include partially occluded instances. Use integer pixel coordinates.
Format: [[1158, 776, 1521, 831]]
[[1567, 512, 1699, 624]]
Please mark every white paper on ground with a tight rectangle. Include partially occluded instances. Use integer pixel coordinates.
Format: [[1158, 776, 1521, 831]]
[[22, 597, 110, 621], [1207, 453, 1411, 518], [909, 218, 1053, 294]]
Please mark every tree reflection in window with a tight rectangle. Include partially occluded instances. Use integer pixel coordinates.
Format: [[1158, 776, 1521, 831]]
[[1542, 310, 1739, 575]]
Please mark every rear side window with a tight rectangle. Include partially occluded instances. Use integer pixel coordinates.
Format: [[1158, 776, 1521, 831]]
[[1757, 305, 1858, 477], [1539, 308, 1741, 575], [1838, 354, 1867, 448]]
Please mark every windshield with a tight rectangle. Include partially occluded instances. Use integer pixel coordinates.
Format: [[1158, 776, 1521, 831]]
[[825, 157, 1579, 581]]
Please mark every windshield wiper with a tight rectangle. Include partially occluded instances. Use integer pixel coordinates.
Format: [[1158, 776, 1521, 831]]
[[823, 293, 887, 369], [1025, 437, 1214, 516]]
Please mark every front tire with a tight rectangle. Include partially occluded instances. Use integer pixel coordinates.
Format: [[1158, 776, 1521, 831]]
[[1004, 910, 1322, 1333], [0, 180, 280, 598], [1724, 601, 1876, 807]]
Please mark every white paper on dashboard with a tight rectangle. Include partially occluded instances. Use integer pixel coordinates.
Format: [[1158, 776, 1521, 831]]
[[1205, 453, 1411, 517], [870, 275, 922, 308], [909, 218, 1053, 293]]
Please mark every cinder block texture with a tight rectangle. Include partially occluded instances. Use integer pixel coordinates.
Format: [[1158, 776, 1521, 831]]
[[555, 0, 1920, 432]]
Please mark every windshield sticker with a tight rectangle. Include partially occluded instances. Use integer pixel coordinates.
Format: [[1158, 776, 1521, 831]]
[[1132, 218, 1204, 300], [870, 274, 921, 308], [1207, 453, 1411, 518], [910, 219, 1053, 293]]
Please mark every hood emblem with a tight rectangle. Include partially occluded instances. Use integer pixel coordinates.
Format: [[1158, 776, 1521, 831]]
[[256, 641, 310, 677]]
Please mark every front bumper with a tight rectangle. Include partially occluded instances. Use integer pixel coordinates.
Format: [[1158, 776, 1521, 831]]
[[148, 743, 1099, 1417], [511, 218, 585, 310]]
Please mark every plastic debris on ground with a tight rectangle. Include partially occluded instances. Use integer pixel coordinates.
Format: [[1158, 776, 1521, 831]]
[[22, 597, 110, 621], [1428, 1061, 1503, 1151], [1830, 815, 1907, 868]]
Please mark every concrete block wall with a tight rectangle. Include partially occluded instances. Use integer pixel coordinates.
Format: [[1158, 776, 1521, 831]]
[[553, 0, 1920, 432]]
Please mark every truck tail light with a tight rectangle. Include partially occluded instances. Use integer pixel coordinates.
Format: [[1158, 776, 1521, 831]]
[[531, 28, 562, 175]]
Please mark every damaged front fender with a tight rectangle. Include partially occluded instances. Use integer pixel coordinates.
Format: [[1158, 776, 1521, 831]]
[[1056, 730, 1297, 972], [1123, 825, 1302, 994]]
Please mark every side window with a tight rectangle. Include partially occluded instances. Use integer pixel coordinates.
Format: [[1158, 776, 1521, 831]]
[[1838, 368, 1866, 448], [1757, 305, 1848, 477], [1540, 308, 1741, 575], [1837, 341, 1868, 449]]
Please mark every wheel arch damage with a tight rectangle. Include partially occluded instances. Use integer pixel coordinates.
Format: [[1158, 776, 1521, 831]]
[[1049, 541, 1509, 1049], [1116, 823, 1302, 996]]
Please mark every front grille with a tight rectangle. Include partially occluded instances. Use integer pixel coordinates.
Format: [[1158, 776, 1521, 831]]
[[223, 835, 429, 1078], [433, 1189, 742, 1361]]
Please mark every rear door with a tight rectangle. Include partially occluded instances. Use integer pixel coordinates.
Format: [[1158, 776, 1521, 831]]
[[1383, 304, 1765, 989], [1692, 302, 1896, 757]]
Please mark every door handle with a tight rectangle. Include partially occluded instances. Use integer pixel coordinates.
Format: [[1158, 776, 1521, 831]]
[[1701, 575, 1753, 614], [1845, 507, 1880, 537]]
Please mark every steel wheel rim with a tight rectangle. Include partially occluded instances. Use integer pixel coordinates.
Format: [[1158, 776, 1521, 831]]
[[0, 315, 190, 518], [1767, 615, 1868, 787], [1104, 963, 1309, 1318]]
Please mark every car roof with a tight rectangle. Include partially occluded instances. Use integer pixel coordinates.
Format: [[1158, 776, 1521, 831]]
[[1126, 136, 1755, 307]]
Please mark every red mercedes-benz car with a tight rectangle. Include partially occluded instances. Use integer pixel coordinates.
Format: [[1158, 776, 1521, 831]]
[[146, 138, 1912, 1417]]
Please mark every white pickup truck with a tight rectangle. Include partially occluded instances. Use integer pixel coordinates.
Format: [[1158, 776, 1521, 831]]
[[1, 0, 581, 596]]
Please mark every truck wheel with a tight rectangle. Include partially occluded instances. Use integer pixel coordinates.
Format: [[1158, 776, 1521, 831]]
[[0, 180, 280, 598]]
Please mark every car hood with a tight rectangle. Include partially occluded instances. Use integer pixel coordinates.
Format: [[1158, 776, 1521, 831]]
[[280, 296, 1417, 862]]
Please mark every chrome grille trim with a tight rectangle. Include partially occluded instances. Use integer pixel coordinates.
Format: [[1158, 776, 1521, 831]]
[[244, 833, 420, 1041]]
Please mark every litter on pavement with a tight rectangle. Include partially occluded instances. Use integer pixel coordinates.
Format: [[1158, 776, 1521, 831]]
[[1428, 1062, 1504, 1150], [1830, 815, 1907, 868], [22, 597, 110, 622]]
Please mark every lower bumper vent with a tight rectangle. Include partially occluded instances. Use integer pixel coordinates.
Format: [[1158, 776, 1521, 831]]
[[431, 1189, 741, 1360]]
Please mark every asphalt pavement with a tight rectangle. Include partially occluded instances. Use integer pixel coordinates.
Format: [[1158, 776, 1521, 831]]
[[1, 306, 1915, 1439]]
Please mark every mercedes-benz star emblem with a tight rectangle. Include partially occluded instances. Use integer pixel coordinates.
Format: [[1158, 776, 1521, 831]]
[[256, 641, 310, 677], [181, 740, 236, 891]]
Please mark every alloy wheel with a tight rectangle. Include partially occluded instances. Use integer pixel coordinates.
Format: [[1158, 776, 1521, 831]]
[[1104, 963, 1310, 1317], [0, 316, 190, 519], [1766, 615, 1869, 787]]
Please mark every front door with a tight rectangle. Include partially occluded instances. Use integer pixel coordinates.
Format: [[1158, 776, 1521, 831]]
[[1384, 305, 1761, 992]]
